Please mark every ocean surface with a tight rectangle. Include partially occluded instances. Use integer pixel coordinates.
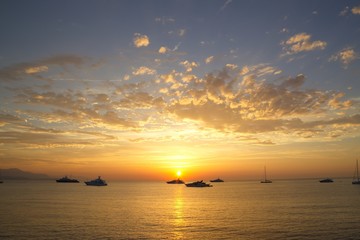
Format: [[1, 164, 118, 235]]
[[1, 179, 360, 240]]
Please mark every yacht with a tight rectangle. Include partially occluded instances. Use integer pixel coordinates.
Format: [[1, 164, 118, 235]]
[[319, 178, 334, 183], [185, 180, 212, 187], [85, 176, 107, 186], [56, 176, 79, 183], [167, 179, 185, 184], [210, 178, 224, 182]]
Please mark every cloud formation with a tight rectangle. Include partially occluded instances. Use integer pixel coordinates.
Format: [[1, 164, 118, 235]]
[[166, 68, 357, 138], [1, 51, 358, 146], [0, 54, 88, 81], [352, 6, 360, 14], [132, 66, 156, 75], [158, 46, 168, 54], [133, 33, 150, 48], [205, 56, 214, 64], [282, 33, 327, 55], [24, 66, 48, 74], [329, 47, 358, 67]]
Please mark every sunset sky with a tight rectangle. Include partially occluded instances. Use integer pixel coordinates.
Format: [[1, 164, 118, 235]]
[[1, 0, 360, 181]]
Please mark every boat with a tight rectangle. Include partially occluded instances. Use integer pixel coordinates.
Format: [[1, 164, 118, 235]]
[[260, 166, 272, 183], [56, 176, 79, 183], [185, 180, 212, 187], [319, 178, 334, 183], [85, 176, 107, 186], [167, 178, 185, 184], [210, 178, 224, 182], [352, 159, 360, 185]]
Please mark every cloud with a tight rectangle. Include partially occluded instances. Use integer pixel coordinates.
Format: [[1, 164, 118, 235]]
[[116, 92, 165, 109], [0, 54, 88, 81], [329, 47, 358, 67], [13, 89, 140, 129], [155, 17, 175, 25], [133, 33, 150, 48], [282, 33, 327, 55], [158, 46, 168, 54], [39, 54, 87, 67], [178, 29, 186, 37], [225, 64, 238, 70], [220, 0, 232, 11], [123, 74, 130, 81], [339, 6, 350, 16], [279, 74, 305, 89], [352, 6, 360, 14], [180, 60, 199, 72], [24, 65, 48, 74], [166, 68, 356, 137], [0, 117, 115, 147], [205, 56, 214, 64], [132, 66, 156, 75], [0, 113, 24, 126]]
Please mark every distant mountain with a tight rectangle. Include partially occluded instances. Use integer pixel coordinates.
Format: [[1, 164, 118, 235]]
[[0, 168, 50, 180]]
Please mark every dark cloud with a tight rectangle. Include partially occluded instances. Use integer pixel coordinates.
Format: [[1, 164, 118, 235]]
[[0, 54, 88, 82]]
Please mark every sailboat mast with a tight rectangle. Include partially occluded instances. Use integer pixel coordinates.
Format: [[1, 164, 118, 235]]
[[264, 166, 267, 180]]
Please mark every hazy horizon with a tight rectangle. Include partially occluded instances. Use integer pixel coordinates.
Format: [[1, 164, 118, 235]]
[[1, 0, 360, 181]]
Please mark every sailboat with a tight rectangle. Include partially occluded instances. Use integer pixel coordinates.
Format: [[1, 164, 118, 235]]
[[260, 166, 272, 183], [352, 159, 360, 185]]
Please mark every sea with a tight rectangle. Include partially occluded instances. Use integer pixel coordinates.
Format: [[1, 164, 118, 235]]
[[0, 179, 359, 240]]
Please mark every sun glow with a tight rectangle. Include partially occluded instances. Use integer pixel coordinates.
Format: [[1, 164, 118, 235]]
[[176, 170, 182, 177]]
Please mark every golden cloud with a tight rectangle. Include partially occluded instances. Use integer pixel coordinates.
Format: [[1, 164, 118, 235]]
[[329, 47, 358, 67], [352, 6, 360, 14], [180, 60, 198, 72], [282, 33, 327, 55], [205, 56, 214, 64], [158, 46, 168, 54], [133, 33, 150, 48], [132, 66, 156, 75], [25, 65, 48, 74]]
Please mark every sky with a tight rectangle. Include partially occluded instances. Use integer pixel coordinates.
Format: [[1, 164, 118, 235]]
[[0, 0, 360, 181]]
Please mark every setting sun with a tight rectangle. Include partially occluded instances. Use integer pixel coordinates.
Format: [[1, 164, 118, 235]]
[[176, 170, 182, 178]]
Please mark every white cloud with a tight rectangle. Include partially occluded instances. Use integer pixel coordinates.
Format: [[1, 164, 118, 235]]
[[133, 33, 150, 48]]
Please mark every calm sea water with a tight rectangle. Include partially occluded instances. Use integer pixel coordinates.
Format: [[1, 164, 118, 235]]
[[1, 179, 359, 239]]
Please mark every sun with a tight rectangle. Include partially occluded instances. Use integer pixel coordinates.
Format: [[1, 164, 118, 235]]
[[176, 170, 182, 178]]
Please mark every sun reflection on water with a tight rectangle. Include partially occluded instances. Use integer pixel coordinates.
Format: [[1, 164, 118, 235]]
[[172, 187, 184, 239]]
